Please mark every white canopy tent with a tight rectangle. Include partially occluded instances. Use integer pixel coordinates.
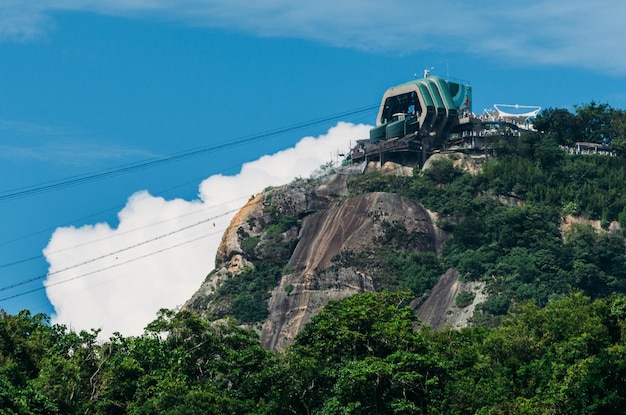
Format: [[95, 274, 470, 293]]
[[493, 104, 541, 121]]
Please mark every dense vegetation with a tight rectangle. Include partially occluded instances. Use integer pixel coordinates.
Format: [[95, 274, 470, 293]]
[[2, 292, 626, 414], [3, 102, 626, 413], [344, 102, 626, 323]]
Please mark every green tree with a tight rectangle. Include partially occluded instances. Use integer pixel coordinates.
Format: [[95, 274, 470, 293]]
[[289, 292, 447, 414], [533, 107, 579, 145], [575, 101, 615, 144], [610, 109, 626, 155]]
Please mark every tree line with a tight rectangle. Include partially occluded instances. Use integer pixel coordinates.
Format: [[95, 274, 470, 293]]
[[1, 291, 625, 414]]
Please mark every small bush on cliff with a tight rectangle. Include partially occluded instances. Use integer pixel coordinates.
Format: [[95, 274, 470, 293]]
[[240, 235, 260, 253], [455, 290, 475, 308]]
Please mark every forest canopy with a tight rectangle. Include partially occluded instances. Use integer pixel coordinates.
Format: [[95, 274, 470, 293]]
[[1, 292, 626, 414]]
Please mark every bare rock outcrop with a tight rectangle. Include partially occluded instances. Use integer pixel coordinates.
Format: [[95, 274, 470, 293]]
[[416, 268, 487, 329], [215, 173, 351, 266], [261, 192, 442, 351], [184, 157, 493, 351], [184, 174, 352, 319]]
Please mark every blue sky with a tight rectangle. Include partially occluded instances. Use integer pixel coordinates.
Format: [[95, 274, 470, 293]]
[[1, 1, 625, 336]]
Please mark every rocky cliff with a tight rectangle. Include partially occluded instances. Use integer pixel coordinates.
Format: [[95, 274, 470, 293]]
[[184, 158, 486, 351]]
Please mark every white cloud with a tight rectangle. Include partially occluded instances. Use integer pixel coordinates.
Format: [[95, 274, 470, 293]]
[[0, 2, 52, 41], [43, 122, 370, 339], [2, 1, 626, 74]]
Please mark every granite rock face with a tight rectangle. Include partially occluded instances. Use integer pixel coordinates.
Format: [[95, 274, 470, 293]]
[[183, 173, 355, 333], [261, 191, 443, 351], [184, 160, 482, 351]]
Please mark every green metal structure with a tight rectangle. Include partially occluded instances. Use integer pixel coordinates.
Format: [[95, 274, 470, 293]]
[[348, 75, 540, 169], [371, 76, 472, 143]]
